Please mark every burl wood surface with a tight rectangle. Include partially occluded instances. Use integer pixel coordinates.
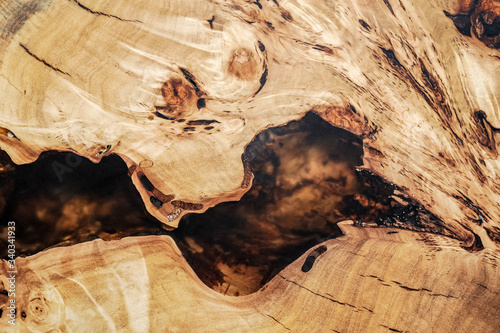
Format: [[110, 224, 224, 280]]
[[0, 0, 498, 239], [0, 222, 499, 332], [0, 0, 499, 331]]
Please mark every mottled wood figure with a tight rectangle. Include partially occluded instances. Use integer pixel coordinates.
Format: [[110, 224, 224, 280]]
[[0, 0, 499, 331]]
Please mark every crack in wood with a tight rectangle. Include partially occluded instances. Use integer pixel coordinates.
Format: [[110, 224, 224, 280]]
[[379, 324, 406, 332], [253, 65, 268, 96], [477, 283, 500, 294], [179, 67, 201, 95], [279, 274, 373, 312], [359, 274, 458, 299], [253, 306, 291, 331], [207, 15, 215, 29], [71, 0, 142, 23], [19, 43, 72, 77]]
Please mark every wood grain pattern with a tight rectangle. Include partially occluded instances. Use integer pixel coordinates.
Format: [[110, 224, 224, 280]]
[[0, 0, 499, 331], [0, 0, 498, 240], [0, 222, 498, 332]]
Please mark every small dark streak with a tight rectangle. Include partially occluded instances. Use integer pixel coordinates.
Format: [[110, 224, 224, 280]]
[[368, 274, 384, 282], [476, 212, 486, 225], [204, 126, 214, 130], [179, 67, 200, 94], [186, 119, 219, 126], [359, 19, 371, 31], [472, 110, 497, 153], [387, 231, 398, 234], [419, 59, 452, 120], [472, 162, 489, 191], [241, 154, 253, 189], [138, 173, 155, 192], [253, 306, 291, 331], [244, 20, 255, 25], [398, 285, 420, 292], [272, 0, 279, 6], [367, 146, 384, 158], [281, 10, 293, 22], [258, 41, 266, 52], [207, 15, 215, 29], [266, 313, 290, 331], [20, 44, 71, 77], [381, 46, 452, 125], [254, 66, 268, 96], [197, 98, 206, 109], [152, 189, 174, 203], [155, 111, 175, 120], [127, 165, 137, 177], [391, 280, 458, 298], [429, 293, 458, 299], [171, 200, 203, 210], [383, 0, 395, 16], [312, 44, 334, 54], [72, 0, 141, 23], [265, 21, 275, 30], [398, 0, 406, 12], [253, 1, 262, 9], [476, 283, 499, 294], [280, 275, 358, 309], [150, 196, 163, 208], [419, 60, 438, 91], [177, 119, 186, 122], [455, 191, 492, 220], [380, 47, 401, 67], [260, 67, 268, 86], [183, 126, 196, 132]]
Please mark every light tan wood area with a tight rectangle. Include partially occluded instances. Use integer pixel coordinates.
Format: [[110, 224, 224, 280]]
[[0, 222, 498, 332]]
